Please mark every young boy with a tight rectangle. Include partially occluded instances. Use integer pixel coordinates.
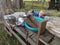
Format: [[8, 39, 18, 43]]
[[32, 10, 47, 19], [27, 10, 60, 21]]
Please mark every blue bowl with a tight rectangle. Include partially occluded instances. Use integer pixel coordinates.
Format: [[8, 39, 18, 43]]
[[24, 16, 44, 32]]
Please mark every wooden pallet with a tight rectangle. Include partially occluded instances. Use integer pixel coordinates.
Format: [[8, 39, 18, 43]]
[[3, 21, 54, 45], [3, 15, 55, 45]]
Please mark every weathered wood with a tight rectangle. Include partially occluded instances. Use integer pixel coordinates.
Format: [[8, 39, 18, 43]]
[[46, 20, 60, 38], [39, 38, 49, 45], [26, 15, 38, 27], [4, 27, 12, 36], [3, 15, 57, 45], [4, 20, 54, 45], [40, 31, 54, 43], [37, 20, 47, 45], [13, 27, 36, 45], [3, 20, 26, 45], [26, 15, 37, 27]]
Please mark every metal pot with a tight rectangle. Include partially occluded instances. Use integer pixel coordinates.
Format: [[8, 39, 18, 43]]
[[7, 16, 16, 25]]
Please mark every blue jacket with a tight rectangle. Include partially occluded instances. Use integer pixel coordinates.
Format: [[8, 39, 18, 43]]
[[32, 10, 44, 19]]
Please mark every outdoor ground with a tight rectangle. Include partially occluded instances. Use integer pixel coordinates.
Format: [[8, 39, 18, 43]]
[[0, 1, 60, 45]]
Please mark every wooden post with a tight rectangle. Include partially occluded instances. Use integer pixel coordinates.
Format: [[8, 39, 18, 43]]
[[37, 20, 47, 45]]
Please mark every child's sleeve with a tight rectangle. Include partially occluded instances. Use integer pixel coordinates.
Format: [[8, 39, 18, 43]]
[[32, 10, 39, 16]]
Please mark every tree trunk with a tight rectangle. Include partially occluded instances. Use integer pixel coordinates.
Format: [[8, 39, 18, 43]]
[[55, 0, 60, 11], [0, 0, 13, 21], [48, 0, 55, 9], [13, 0, 24, 8], [20, 0, 24, 8], [38, 0, 39, 1], [0, 0, 5, 21], [5, 0, 13, 14]]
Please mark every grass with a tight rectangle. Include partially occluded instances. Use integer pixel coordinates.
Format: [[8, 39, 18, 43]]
[[0, 1, 60, 45], [0, 24, 21, 45], [14, 1, 49, 11], [14, 1, 60, 16]]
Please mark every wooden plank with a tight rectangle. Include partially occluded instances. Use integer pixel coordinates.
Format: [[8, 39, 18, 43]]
[[3, 22, 26, 45], [6, 26, 26, 45], [40, 31, 54, 43], [47, 28, 60, 38], [37, 20, 47, 45], [3, 19, 36, 45], [31, 30, 54, 45], [3, 18, 53, 45], [14, 27, 36, 45], [26, 15, 37, 27], [4, 27, 12, 36], [29, 15, 38, 27], [39, 38, 50, 45], [46, 20, 60, 38], [11, 20, 52, 45]]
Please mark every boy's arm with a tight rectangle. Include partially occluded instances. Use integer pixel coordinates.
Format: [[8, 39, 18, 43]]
[[32, 10, 39, 16]]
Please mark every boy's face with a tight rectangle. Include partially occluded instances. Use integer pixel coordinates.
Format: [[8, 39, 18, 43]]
[[39, 11, 46, 17]]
